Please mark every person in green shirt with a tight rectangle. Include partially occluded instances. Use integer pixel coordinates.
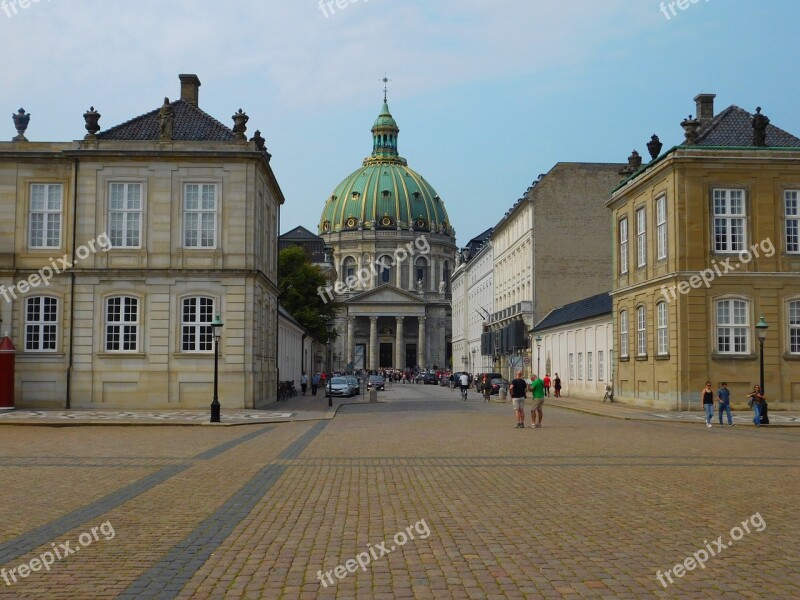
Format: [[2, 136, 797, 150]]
[[529, 374, 545, 428]]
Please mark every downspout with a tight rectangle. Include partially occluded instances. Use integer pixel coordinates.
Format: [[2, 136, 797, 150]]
[[65, 158, 79, 409], [301, 332, 307, 383]]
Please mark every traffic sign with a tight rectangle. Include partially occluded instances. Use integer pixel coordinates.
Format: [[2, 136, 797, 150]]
[[523, 357, 531, 365]]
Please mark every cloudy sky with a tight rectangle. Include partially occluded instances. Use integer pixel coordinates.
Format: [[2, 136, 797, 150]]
[[3, 0, 799, 243]]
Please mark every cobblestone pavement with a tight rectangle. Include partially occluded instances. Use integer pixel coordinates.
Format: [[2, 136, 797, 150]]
[[1, 383, 798, 599]]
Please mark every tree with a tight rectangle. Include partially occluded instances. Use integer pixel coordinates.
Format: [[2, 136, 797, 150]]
[[278, 246, 339, 342]]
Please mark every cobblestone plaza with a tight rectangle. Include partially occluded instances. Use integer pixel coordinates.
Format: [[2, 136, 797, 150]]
[[1, 384, 798, 599]]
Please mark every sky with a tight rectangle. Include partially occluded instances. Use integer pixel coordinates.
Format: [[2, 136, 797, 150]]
[[3, 0, 800, 245]]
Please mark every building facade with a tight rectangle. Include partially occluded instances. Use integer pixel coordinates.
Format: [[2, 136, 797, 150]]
[[608, 94, 800, 409], [278, 306, 324, 387], [1, 75, 283, 409], [316, 98, 456, 371]]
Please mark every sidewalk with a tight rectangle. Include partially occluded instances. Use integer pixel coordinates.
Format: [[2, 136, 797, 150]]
[[542, 395, 800, 427], [0, 389, 380, 426]]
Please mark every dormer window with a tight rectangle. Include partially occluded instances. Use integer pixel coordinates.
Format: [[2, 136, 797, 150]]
[[352, 192, 360, 200]]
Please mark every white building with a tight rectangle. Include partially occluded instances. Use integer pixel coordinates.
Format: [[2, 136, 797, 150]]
[[531, 292, 612, 399], [278, 305, 324, 387]]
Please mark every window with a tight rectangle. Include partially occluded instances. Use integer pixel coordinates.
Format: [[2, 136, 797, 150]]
[[656, 196, 667, 260], [577, 352, 583, 380], [182, 296, 214, 352], [713, 189, 746, 252], [109, 183, 142, 248], [789, 300, 800, 354], [636, 207, 647, 268], [636, 306, 647, 356], [105, 296, 139, 352], [183, 183, 218, 248], [716, 298, 749, 354], [379, 255, 392, 284], [25, 296, 58, 351], [587, 351, 593, 380], [568, 353, 575, 380], [598, 351, 605, 382], [619, 310, 629, 358], [619, 218, 629, 275], [786, 191, 799, 253], [656, 301, 668, 356], [342, 257, 357, 283], [415, 257, 428, 287], [29, 184, 63, 248]]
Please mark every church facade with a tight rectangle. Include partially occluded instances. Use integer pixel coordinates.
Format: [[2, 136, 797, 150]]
[[313, 98, 456, 371]]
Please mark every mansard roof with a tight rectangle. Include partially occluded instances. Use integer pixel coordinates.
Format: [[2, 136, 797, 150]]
[[695, 105, 800, 147], [531, 292, 611, 332], [97, 99, 234, 141]]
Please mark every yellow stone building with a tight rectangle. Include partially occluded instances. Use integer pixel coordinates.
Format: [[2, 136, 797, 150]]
[[0, 75, 283, 409], [608, 94, 800, 409]]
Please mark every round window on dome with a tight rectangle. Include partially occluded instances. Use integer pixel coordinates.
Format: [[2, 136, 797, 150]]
[[322, 220, 330, 231], [345, 217, 358, 228]]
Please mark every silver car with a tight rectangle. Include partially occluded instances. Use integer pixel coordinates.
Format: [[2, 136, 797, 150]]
[[328, 377, 353, 397]]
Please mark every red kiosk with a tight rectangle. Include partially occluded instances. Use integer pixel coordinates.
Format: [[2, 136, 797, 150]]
[[0, 334, 15, 411]]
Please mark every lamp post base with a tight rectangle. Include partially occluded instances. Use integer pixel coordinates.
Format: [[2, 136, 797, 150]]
[[210, 400, 220, 423]]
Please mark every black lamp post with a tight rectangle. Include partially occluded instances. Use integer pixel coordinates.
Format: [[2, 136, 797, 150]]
[[210, 313, 224, 423], [326, 318, 335, 407], [535, 334, 542, 376], [755, 314, 768, 395]]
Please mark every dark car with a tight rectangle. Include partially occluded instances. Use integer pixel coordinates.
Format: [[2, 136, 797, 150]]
[[423, 372, 438, 385], [475, 372, 503, 389], [490, 378, 509, 395], [367, 375, 385, 391]]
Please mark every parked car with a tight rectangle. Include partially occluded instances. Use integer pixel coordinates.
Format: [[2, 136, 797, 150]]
[[367, 375, 385, 391], [490, 378, 509, 395], [345, 375, 360, 395], [423, 372, 438, 385], [328, 377, 354, 397], [475, 372, 503, 389]]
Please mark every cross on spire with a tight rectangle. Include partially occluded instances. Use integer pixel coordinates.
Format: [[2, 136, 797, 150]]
[[381, 73, 391, 103]]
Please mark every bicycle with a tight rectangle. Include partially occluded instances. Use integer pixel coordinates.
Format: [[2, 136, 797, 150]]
[[277, 381, 291, 402], [460, 385, 468, 401], [602, 384, 614, 403]]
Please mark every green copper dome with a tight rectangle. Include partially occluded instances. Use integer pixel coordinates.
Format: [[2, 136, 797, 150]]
[[319, 101, 452, 235]]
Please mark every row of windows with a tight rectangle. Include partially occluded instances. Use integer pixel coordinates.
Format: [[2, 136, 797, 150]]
[[27, 183, 221, 250], [619, 299, 800, 357], [568, 350, 605, 381], [619, 189, 800, 274], [24, 295, 219, 353]]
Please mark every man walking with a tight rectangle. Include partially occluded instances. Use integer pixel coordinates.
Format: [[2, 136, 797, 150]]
[[529, 373, 545, 428], [510, 370, 527, 428], [553, 373, 561, 397], [311, 372, 320, 396], [300, 371, 308, 396], [459, 372, 470, 400], [717, 381, 733, 426], [543, 373, 551, 397]]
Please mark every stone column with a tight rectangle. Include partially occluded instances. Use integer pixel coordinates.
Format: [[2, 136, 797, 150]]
[[438, 317, 446, 369], [369, 316, 378, 371], [417, 316, 426, 368], [395, 316, 404, 369], [347, 316, 355, 368]]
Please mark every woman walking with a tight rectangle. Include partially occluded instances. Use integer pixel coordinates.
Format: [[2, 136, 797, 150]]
[[747, 385, 766, 427], [701, 381, 714, 427], [553, 373, 561, 398]]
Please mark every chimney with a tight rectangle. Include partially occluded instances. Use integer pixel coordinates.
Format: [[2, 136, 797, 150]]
[[179, 74, 201, 106], [694, 93, 716, 126]]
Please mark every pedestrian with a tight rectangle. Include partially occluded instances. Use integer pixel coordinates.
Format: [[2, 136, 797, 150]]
[[529, 373, 545, 428], [300, 371, 308, 396], [701, 381, 714, 427], [553, 373, 561, 397], [459, 372, 469, 400], [449, 372, 455, 390], [311, 372, 320, 396], [747, 385, 766, 427], [510, 370, 527, 428], [543, 373, 551, 397], [480, 375, 491, 402], [717, 381, 733, 426]]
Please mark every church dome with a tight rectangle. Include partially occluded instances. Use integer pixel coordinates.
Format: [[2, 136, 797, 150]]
[[319, 100, 452, 235]]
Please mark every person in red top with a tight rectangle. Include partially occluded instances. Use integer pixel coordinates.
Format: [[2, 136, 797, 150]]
[[543, 373, 551, 397]]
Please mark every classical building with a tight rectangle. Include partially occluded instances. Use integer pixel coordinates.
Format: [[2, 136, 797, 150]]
[[451, 229, 493, 374], [315, 97, 456, 371], [487, 162, 624, 378], [608, 93, 800, 409], [530, 292, 612, 399], [1, 75, 283, 409]]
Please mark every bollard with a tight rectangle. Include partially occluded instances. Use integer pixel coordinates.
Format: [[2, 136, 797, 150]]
[[369, 389, 378, 403]]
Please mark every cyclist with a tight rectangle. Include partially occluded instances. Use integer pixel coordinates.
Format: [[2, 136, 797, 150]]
[[459, 372, 469, 400]]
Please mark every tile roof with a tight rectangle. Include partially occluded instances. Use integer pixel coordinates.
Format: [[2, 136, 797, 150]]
[[280, 226, 323, 241], [696, 105, 800, 147], [532, 292, 611, 332], [97, 99, 235, 141]]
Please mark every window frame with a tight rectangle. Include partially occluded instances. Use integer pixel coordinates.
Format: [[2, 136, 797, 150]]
[[715, 297, 750, 354], [597, 350, 604, 382], [788, 299, 800, 355], [183, 183, 219, 249], [785, 190, 799, 254], [636, 305, 647, 357], [656, 195, 667, 261], [181, 296, 216, 353], [656, 301, 669, 356], [24, 296, 59, 352], [619, 310, 629, 358], [619, 217, 629, 275], [108, 182, 143, 249], [568, 353, 575, 380], [712, 188, 747, 253], [104, 296, 140, 352], [636, 207, 647, 268], [28, 183, 63, 249]]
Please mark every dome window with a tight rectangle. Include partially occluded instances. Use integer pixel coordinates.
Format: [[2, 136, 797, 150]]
[[345, 216, 358, 229], [352, 191, 360, 199], [412, 191, 421, 200], [415, 216, 427, 229], [382, 190, 391, 198], [322, 220, 331, 232], [379, 214, 394, 228]]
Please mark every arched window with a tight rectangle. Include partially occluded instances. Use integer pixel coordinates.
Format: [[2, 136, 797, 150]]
[[105, 296, 140, 352], [415, 257, 428, 287], [619, 310, 629, 358], [182, 296, 215, 352], [379, 255, 393, 284], [25, 296, 58, 352], [716, 298, 749, 354], [342, 257, 356, 281]]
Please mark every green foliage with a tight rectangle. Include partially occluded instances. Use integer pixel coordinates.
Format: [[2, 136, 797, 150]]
[[278, 246, 339, 342]]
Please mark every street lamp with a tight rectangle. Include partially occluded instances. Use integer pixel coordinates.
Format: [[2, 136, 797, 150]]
[[471, 348, 476, 373], [326, 318, 336, 407], [755, 314, 768, 395], [535, 335, 542, 376], [210, 313, 224, 423]]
